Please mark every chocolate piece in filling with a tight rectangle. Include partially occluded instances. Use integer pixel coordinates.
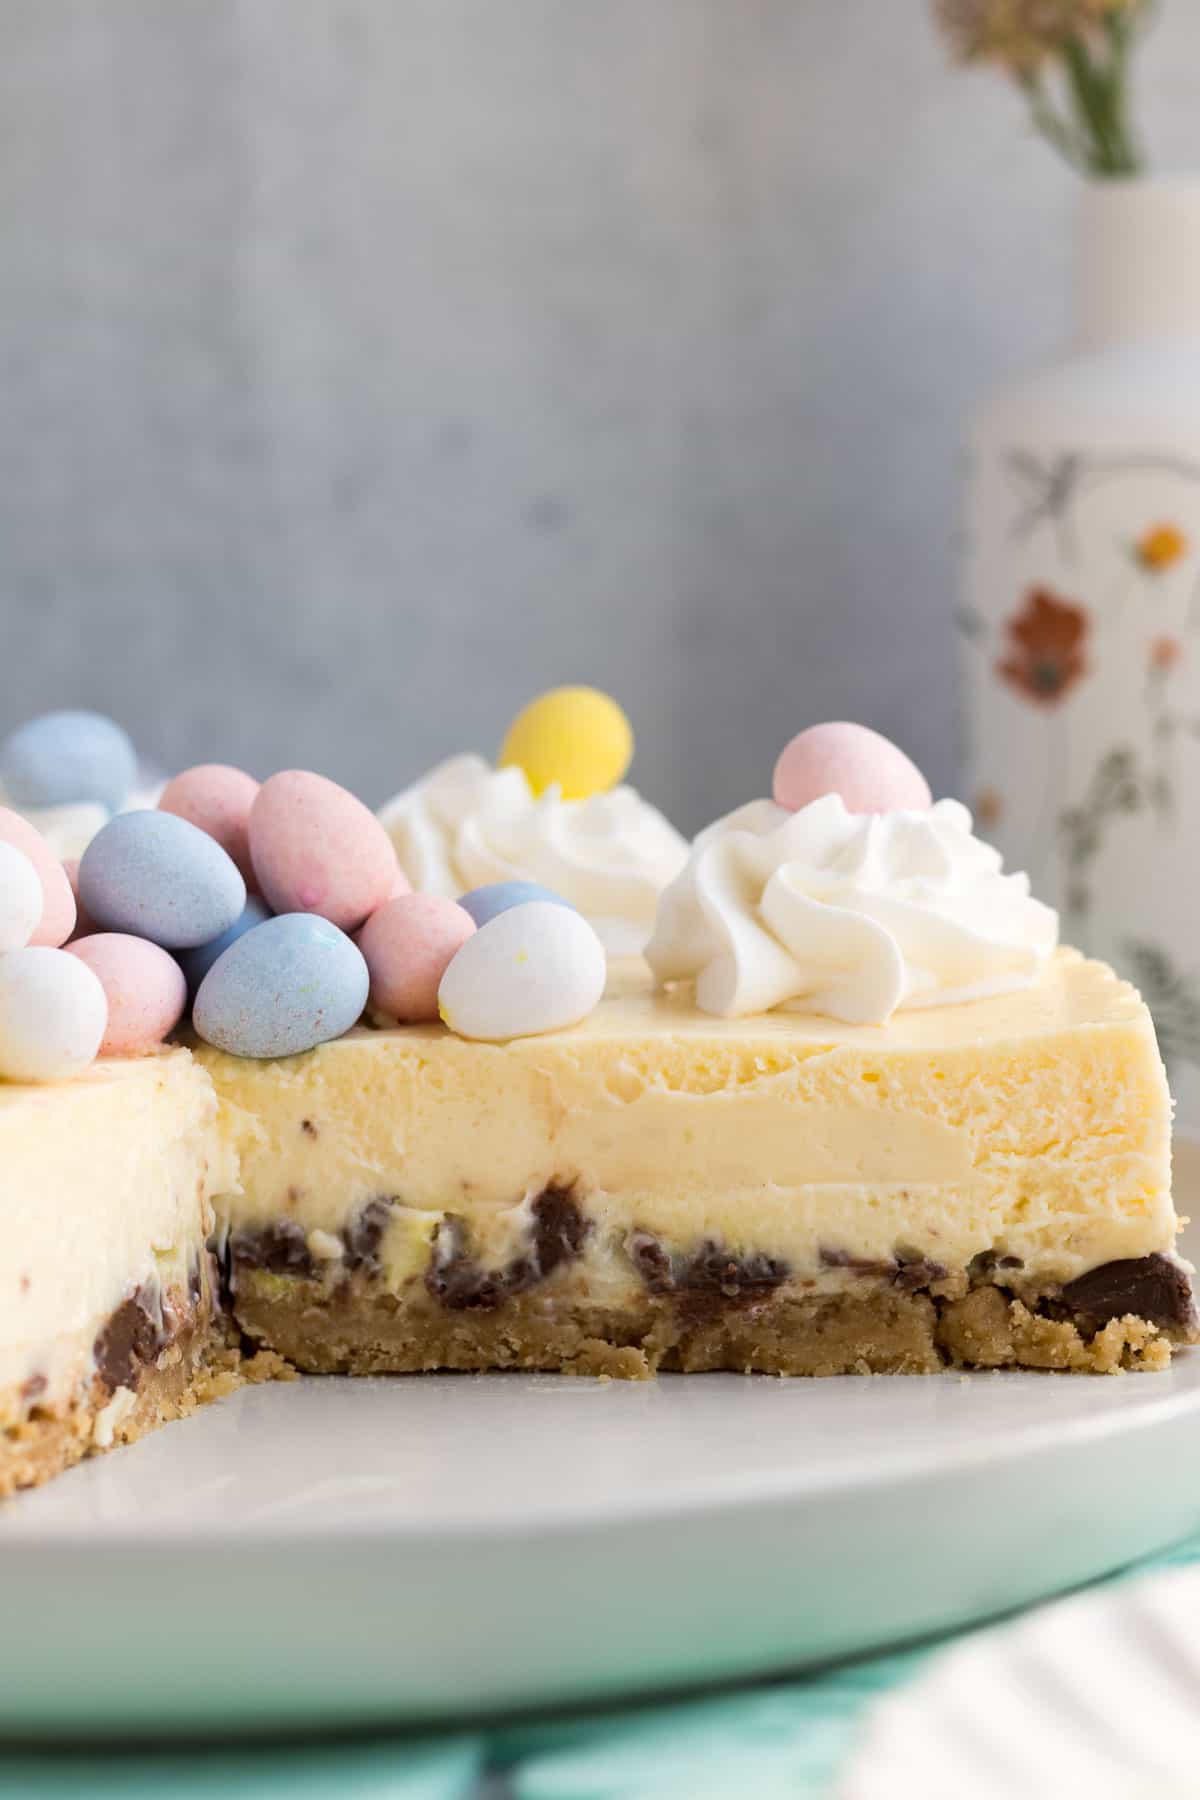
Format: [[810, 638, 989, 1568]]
[[342, 1197, 395, 1275], [230, 1219, 318, 1281], [93, 1284, 167, 1392], [426, 1185, 590, 1312], [1061, 1253, 1197, 1333], [629, 1232, 789, 1317], [229, 1197, 400, 1287], [820, 1246, 949, 1291]]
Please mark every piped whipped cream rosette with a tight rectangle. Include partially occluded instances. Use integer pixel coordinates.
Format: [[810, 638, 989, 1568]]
[[647, 732, 1058, 1026], [378, 752, 688, 956]]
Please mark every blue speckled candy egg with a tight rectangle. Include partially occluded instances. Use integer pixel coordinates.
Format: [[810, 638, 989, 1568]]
[[193, 912, 369, 1059], [79, 810, 246, 950], [458, 881, 575, 931], [177, 896, 273, 994], [0, 710, 137, 814]]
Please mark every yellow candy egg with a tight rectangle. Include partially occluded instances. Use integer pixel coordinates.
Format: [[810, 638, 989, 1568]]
[[499, 687, 633, 800]]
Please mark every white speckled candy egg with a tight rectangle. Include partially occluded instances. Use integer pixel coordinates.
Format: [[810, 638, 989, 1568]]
[[437, 900, 606, 1041], [249, 770, 397, 932], [0, 808, 76, 947], [66, 933, 187, 1056], [0, 946, 107, 1081], [79, 811, 246, 949], [193, 912, 369, 1059], [0, 842, 44, 952]]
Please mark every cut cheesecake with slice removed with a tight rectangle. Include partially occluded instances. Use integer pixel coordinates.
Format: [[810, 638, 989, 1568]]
[[0, 1050, 236, 1497], [3, 706, 1196, 1504], [200, 949, 1196, 1381]]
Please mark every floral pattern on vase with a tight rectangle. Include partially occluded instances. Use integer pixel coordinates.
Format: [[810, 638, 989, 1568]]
[[995, 587, 1091, 706], [963, 443, 1200, 1122]]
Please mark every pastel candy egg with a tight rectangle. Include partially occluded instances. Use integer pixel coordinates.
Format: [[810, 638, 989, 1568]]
[[62, 859, 100, 940], [500, 687, 633, 800], [358, 894, 476, 1023], [458, 880, 574, 930], [79, 811, 246, 949], [249, 771, 397, 932], [0, 842, 44, 952], [193, 913, 369, 1059], [66, 934, 186, 1056], [772, 722, 932, 816], [0, 947, 107, 1081], [438, 901, 606, 1041], [0, 710, 136, 813], [0, 808, 76, 947], [177, 896, 273, 994], [159, 764, 260, 885]]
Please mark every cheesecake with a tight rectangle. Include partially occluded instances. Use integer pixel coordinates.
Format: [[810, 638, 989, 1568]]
[[201, 949, 1191, 1381], [0, 1051, 234, 1494], [2, 708, 1196, 1503]]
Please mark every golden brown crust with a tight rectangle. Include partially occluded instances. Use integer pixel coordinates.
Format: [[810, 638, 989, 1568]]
[[232, 1272, 1177, 1381], [0, 1275, 294, 1499]]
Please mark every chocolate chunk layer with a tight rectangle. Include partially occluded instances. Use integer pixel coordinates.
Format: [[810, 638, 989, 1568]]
[[343, 1197, 395, 1274], [1062, 1253, 1197, 1332], [629, 1232, 789, 1318], [427, 1185, 590, 1312], [819, 1246, 948, 1290], [230, 1197, 398, 1287], [531, 1184, 590, 1278], [93, 1285, 166, 1392], [230, 1219, 317, 1280]]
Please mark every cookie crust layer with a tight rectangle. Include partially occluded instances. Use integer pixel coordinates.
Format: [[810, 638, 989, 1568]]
[[232, 1276, 1176, 1379], [1, 1274, 219, 1498]]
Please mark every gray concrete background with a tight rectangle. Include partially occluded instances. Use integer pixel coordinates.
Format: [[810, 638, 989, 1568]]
[[1, 1, 1197, 831]]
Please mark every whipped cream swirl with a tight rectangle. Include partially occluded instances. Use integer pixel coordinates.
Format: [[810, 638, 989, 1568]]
[[645, 794, 1058, 1024], [378, 754, 689, 956]]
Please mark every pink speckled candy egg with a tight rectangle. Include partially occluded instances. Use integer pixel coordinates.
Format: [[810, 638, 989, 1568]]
[[159, 763, 260, 886], [249, 770, 398, 933], [0, 807, 75, 946], [66, 932, 187, 1056], [62, 859, 100, 940], [357, 893, 475, 1023], [772, 723, 932, 816]]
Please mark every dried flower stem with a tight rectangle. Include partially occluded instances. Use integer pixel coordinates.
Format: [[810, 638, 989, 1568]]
[[936, 1, 1151, 178]]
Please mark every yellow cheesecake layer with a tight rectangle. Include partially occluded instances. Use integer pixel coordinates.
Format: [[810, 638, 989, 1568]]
[[0, 1049, 234, 1417], [197, 949, 1177, 1291]]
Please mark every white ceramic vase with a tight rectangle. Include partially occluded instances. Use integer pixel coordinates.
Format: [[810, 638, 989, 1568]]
[[963, 177, 1200, 1123]]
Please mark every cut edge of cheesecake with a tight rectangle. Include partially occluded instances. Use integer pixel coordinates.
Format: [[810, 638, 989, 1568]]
[[2, 947, 1195, 1498]]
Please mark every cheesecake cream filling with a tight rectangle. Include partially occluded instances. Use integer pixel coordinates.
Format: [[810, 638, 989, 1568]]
[[4, 950, 1184, 1417], [198, 950, 1178, 1295], [0, 1051, 233, 1416]]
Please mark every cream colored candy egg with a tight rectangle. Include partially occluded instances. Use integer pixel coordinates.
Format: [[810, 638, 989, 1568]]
[[0, 946, 107, 1080], [438, 900, 606, 1041], [0, 842, 45, 951], [499, 686, 633, 800]]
